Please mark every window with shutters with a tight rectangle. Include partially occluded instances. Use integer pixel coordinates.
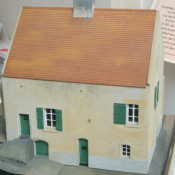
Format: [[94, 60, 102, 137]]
[[44, 108, 56, 127], [121, 145, 130, 158], [36, 108, 63, 131], [114, 103, 139, 125]]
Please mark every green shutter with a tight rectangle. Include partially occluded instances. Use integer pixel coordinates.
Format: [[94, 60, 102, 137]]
[[157, 82, 159, 102], [114, 103, 126, 125], [56, 110, 63, 131], [154, 86, 157, 109], [36, 108, 44, 129]]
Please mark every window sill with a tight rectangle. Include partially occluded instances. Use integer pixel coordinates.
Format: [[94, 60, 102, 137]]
[[121, 156, 130, 159], [43, 128, 58, 133], [124, 124, 140, 128]]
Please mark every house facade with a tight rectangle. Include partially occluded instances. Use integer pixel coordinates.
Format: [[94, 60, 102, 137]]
[[2, 2, 164, 174]]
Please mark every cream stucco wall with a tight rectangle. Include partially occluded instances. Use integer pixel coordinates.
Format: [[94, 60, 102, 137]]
[[164, 62, 175, 115], [2, 77, 152, 173], [147, 12, 164, 158]]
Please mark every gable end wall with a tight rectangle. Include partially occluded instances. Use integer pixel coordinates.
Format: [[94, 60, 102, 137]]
[[146, 11, 164, 162]]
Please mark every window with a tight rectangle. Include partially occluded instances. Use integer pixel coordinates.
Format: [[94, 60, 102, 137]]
[[114, 103, 139, 125], [36, 108, 63, 131], [127, 104, 139, 124], [121, 145, 130, 158], [44, 108, 56, 127], [154, 81, 159, 109]]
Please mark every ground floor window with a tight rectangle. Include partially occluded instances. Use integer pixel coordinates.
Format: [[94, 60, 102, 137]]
[[35, 140, 48, 157], [121, 145, 130, 158]]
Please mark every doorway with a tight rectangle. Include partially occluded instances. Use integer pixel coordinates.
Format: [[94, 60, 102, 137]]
[[35, 141, 48, 156], [79, 139, 88, 166], [20, 114, 30, 136]]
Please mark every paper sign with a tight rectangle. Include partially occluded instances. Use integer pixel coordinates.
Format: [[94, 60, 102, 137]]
[[152, 0, 175, 63]]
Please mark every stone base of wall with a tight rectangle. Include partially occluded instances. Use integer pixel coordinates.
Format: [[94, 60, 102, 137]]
[[49, 151, 79, 166], [89, 155, 149, 174], [49, 150, 152, 174]]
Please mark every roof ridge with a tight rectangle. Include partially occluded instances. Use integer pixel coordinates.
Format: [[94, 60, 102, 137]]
[[95, 8, 156, 13], [22, 6, 156, 13], [22, 6, 72, 10]]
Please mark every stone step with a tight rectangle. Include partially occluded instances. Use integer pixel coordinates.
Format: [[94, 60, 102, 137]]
[[0, 138, 34, 164]]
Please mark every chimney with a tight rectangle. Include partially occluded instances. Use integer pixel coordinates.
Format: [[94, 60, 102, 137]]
[[73, 0, 95, 18]]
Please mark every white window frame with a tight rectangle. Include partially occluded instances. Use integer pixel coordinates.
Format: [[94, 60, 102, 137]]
[[44, 108, 56, 128], [121, 145, 130, 158], [127, 104, 139, 124]]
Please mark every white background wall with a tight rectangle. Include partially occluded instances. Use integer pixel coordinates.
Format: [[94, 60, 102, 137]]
[[141, 0, 154, 9], [0, 0, 110, 39], [0, 0, 153, 40], [164, 62, 175, 115], [0, 0, 72, 39]]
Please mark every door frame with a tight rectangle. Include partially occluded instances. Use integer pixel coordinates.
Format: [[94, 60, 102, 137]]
[[19, 114, 30, 136], [35, 140, 49, 157], [79, 138, 88, 166]]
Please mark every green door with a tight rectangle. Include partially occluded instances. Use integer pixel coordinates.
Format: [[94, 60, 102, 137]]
[[79, 139, 88, 165], [35, 141, 48, 156], [20, 114, 30, 136]]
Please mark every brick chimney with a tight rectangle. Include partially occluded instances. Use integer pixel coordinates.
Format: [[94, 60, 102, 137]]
[[73, 0, 95, 18]]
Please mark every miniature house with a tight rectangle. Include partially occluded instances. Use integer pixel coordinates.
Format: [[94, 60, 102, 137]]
[[2, 0, 164, 174]]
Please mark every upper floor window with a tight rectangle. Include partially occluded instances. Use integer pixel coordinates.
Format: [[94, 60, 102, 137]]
[[36, 108, 63, 131], [44, 108, 56, 127], [127, 104, 139, 124], [114, 103, 139, 125]]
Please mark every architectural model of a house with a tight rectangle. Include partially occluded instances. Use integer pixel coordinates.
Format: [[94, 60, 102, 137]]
[[2, 0, 164, 174]]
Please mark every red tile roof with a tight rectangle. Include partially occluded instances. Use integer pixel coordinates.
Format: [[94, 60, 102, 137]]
[[3, 7, 156, 87]]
